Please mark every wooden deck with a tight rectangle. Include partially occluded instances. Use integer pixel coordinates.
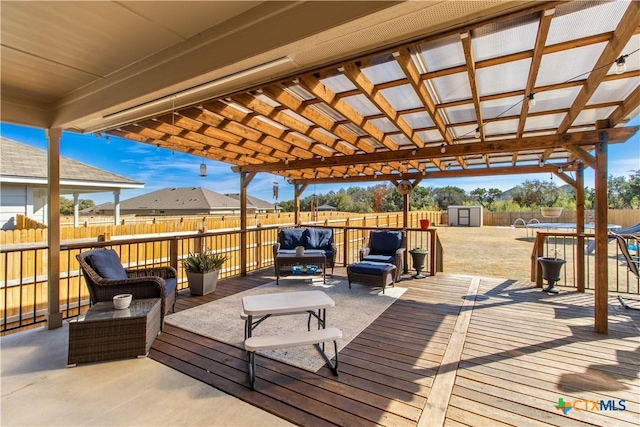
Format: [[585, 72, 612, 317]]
[[150, 268, 639, 426]]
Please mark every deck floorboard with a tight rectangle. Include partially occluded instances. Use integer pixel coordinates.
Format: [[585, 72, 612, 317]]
[[150, 268, 639, 426]]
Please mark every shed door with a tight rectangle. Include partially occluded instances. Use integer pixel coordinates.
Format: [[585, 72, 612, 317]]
[[458, 208, 471, 226]]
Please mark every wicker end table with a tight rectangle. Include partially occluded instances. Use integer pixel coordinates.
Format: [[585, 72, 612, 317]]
[[67, 298, 161, 367]]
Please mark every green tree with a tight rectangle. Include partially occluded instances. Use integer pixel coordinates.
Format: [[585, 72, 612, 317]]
[[433, 186, 467, 210], [510, 180, 560, 208], [59, 196, 95, 215]]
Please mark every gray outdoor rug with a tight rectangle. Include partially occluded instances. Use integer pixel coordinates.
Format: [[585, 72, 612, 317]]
[[165, 277, 406, 372]]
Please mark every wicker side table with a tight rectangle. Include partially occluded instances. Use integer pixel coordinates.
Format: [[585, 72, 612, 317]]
[[67, 298, 161, 367]]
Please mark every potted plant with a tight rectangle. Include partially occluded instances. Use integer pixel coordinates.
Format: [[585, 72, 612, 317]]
[[537, 249, 565, 294], [182, 251, 228, 296], [409, 247, 428, 279]]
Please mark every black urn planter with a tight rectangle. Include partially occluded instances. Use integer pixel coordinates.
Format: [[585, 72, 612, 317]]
[[537, 257, 566, 294], [409, 250, 428, 279]]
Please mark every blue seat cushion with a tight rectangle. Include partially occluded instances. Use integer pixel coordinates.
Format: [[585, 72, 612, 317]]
[[349, 261, 394, 276], [305, 228, 333, 250], [370, 231, 402, 255], [88, 249, 128, 280], [164, 278, 177, 297], [279, 229, 306, 249], [362, 254, 396, 264]]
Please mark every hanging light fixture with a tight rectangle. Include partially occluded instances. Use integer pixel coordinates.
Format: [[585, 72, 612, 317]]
[[200, 162, 207, 177], [440, 144, 446, 154], [528, 93, 536, 107], [615, 56, 627, 74], [475, 127, 481, 138]]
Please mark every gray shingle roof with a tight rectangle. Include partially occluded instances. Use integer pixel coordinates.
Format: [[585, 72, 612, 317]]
[[98, 187, 240, 210], [0, 137, 142, 185], [225, 193, 275, 210]]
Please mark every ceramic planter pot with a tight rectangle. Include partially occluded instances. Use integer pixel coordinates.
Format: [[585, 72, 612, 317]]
[[537, 257, 566, 293], [187, 270, 220, 296], [419, 219, 430, 229], [409, 250, 428, 279]]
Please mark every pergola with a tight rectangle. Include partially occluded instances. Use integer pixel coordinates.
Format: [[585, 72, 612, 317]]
[[1, 1, 638, 334]]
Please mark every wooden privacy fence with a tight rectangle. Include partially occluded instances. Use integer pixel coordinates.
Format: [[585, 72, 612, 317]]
[[2, 211, 443, 244]]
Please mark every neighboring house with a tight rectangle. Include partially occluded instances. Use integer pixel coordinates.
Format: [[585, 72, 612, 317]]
[[0, 138, 144, 230], [225, 193, 279, 213], [317, 204, 337, 211], [94, 187, 276, 216]]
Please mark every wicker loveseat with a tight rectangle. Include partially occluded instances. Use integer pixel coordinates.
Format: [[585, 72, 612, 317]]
[[76, 248, 178, 325], [359, 230, 405, 281], [273, 227, 337, 273]]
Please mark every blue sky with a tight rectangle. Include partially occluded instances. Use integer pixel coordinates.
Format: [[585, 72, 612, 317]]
[[1, 118, 638, 205]]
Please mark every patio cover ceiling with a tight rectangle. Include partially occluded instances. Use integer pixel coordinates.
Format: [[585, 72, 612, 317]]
[[2, 1, 639, 185]]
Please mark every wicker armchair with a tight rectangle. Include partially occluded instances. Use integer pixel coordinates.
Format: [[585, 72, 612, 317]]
[[359, 230, 405, 281], [76, 248, 178, 325]]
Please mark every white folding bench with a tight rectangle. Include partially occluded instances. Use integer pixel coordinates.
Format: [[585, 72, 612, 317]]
[[244, 327, 342, 390]]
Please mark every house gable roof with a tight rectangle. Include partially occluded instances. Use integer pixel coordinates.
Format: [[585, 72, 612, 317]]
[[0, 137, 144, 193]]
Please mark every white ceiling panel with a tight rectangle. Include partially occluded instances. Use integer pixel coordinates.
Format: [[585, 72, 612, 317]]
[[535, 43, 607, 87], [480, 95, 524, 120], [529, 87, 581, 112], [546, 1, 631, 45], [442, 104, 476, 124], [381, 85, 422, 111], [484, 119, 519, 136], [401, 111, 434, 129], [574, 107, 617, 126], [588, 79, 639, 105], [419, 34, 465, 72], [524, 113, 565, 132], [476, 59, 530, 96], [321, 74, 357, 93], [343, 94, 381, 117], [361, 61, 405, 85], [472, 15, 538, 62], [430, 73, 472, 103]]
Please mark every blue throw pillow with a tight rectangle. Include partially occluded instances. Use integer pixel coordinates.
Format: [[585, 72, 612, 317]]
[[370, 231, 402, 255], [88, 249, 128, 280], [279, 228, 306, 249], [305, 228, 333, 250]]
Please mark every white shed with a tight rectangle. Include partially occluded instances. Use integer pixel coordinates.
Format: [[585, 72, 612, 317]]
[[447, 205, 483, 227]]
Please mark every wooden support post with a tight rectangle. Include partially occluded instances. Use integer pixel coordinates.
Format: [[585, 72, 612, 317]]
[[594, 128, 608, 334], [576, 161, 585, 292], [240, 172, 256, 277], [46, 128, 63, 330], [293, 183, 308, 225], [169, 238, 179, 272]]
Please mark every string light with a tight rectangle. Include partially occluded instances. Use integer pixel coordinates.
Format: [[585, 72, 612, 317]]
[[539, 159, 545, 167], [615, 56, 627, 74], [440, 144, 446, 153], [475, 127, 481, 138], [558, 167, 563, 173], [528, 93, 536, 107]]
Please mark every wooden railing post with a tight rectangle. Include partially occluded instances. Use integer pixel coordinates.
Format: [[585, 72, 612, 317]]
[[169, 238, 178, 271], [343, 226, 349, 267]]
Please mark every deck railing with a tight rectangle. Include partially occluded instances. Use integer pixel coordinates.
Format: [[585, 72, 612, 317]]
[[0, 225, 439, 333], [530, 231, 639, 293]]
